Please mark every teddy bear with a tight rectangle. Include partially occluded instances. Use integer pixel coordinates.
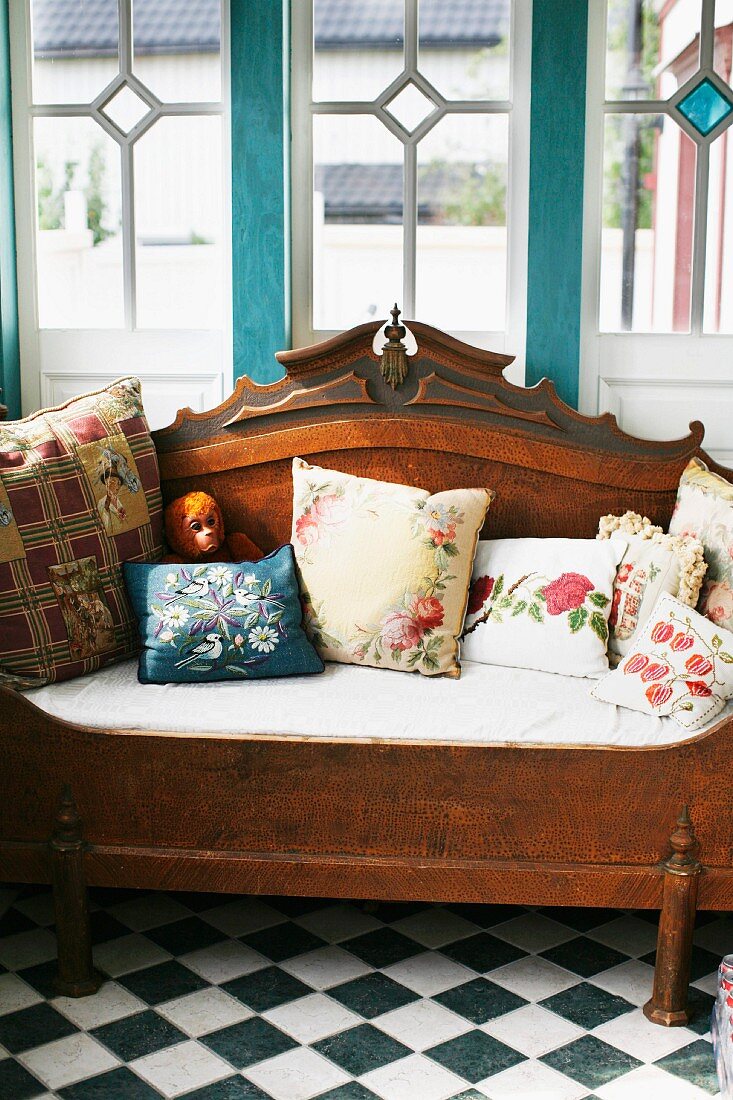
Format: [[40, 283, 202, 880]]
[[163, 491, 263, 564]]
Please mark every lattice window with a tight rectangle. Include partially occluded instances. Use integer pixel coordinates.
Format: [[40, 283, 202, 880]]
[[291, 0, 530, 351]]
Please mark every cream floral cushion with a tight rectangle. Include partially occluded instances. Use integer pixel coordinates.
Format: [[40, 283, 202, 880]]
[[598, 511, 706, 662], [291, 458, 492, 676], [591, 593, 733, 731], [669, 458, 733, 632], [461, 538, 625, 678]]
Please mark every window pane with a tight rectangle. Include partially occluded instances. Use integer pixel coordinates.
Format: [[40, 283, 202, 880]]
[[34, 117, 124, 328], [132, 0, 222, 103], [313, 0, 403, 102], [418, 0, 510, 101], [31, 0, 119, 105], [134, 116, 223, 329], [704, 128, 733, 332], [600, 114, 696, 332], [416, 114, 507, 331], [604, 0, 672, 101], [714, 14, 733, 84], [313, 114, 403, 330]]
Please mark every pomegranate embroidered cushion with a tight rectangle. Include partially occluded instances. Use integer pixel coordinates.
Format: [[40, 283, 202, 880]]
[[461, 538, 625, 677], [0, 378, 163, 686], [591, 593, 733, 731], [668, 457, 733, 633], [291, 458, 492, 677], [597, 511, 706, 663]]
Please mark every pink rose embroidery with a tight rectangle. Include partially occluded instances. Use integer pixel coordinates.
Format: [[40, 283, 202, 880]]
[[541, 573, 594, 616], [429, 524, 457, 547], [410, 595, 444, 630], [380, 611, 424, 652], [312, 492, 350, 528], [700, 580, 733, 626], [467, 575, 494, 616], [295, 512, 319, 546]]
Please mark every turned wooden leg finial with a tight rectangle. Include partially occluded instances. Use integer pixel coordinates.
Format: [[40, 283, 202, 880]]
[[50, 786, 103, 998], [643, 804, 701, 1027]]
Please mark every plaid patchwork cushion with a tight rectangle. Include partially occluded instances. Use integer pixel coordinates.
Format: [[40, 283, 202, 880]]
[[0, 377, 163, 686]]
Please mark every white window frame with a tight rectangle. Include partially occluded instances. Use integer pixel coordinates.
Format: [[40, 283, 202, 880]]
[[9, 0, 232, 426], [580, 0, 733, 464], [290, 0, 532, 378]]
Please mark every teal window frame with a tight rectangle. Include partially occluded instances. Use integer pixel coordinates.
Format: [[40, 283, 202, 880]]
[[0, 0, 19, 418]]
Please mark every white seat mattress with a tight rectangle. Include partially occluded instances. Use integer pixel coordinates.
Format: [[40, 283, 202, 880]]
[[23, 658, 730, 747]]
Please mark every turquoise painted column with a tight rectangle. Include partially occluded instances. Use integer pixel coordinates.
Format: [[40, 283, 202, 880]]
[[230, 0, 289, 384], [0, 0, 20, 418], [525, 0, 589, 409]]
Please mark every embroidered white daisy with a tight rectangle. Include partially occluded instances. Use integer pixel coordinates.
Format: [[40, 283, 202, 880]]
[[164, 604, 190, 628], [248, 625, 279, 653], [207, 565, 232, 589], [234, 587, 257, 606], [164, 572, 178, 590]]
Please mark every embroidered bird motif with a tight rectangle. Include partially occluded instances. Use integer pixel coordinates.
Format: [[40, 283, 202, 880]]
[[174, 632, 224, 669], [167, 575, 211, 604]]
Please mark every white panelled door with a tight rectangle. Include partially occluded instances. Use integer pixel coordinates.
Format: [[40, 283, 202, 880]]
[[581, 0, 733, 465]]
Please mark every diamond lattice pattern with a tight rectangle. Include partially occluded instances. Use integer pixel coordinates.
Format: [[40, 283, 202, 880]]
[[102, 84, 152, 135], [676, 76, 733, 137], [385, 81, 436, 134]]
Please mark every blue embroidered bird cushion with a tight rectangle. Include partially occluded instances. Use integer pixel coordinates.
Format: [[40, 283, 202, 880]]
[[124, 545, 324, 684]]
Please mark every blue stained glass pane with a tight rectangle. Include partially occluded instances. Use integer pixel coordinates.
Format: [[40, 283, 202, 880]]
[[676, 77, 733, 137]]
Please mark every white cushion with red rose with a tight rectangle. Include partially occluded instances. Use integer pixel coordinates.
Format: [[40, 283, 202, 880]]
[[591, 592, 733, 731], [461, 538, 625, 678]]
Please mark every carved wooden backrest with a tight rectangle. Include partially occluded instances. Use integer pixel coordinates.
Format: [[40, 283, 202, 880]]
[[153, 313, 723, 554]]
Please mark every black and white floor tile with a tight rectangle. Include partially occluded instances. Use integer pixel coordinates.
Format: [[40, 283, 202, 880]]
[[0, 885, 726, 1099]]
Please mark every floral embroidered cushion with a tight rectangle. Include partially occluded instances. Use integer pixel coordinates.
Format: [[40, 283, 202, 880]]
[[591, 593, 733, 731], [124, 545, 324, 684], [291, 458, 492, 677], [461, 538, 625, 677], [597, 511, 706, 663], [0, 378, 163, 687], [668, 457, 733, 632]]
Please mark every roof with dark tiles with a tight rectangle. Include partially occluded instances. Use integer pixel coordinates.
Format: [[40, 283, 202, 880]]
[[315, 161, 493, 223], [32, 0, 508, 57]]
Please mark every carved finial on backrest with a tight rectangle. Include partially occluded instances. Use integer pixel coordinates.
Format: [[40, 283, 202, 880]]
[[52, 785, 83, 850], [380, 304, 409, 389], [666, 804, 700, 873]]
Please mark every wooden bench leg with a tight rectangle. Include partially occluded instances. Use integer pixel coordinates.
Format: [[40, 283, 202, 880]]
[[50, 786, 104, 998], [643, 805, 701, 1027]]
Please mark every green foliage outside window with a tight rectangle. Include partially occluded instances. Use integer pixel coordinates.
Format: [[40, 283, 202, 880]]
[[420, 160, 506, 226], [36, 143, 114, 245]]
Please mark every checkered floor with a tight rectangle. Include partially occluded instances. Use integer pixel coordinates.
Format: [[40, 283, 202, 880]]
[[0, 886, 725, 1099]]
